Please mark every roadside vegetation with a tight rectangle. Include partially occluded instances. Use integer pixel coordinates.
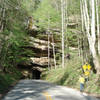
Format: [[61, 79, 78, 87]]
[[0, 71, 22, 94], [42, 50, 100, 94]]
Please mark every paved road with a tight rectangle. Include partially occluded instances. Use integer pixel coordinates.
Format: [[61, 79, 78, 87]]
[[2, 80, 99, 100]]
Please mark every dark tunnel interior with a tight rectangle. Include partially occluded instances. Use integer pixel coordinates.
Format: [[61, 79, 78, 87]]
[[32, 69, 41, 79]]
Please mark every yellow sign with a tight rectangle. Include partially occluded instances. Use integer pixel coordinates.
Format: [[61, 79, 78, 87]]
[[82, 63, 91, 77], [84, 71, 90, 76], [82, 63, 92, 71], [87, 64, 91, 70], [83, 65, 87, 71]]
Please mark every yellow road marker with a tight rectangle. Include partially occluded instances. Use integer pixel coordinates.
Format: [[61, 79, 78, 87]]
[[43, 92, 52, 100]]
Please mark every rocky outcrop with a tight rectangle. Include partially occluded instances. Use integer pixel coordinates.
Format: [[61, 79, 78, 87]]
[[18, 21, 61, 79], [30, 57, 48, 66]]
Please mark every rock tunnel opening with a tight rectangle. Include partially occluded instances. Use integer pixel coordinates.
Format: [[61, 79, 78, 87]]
[[32, 68, 41, 79], [18, 64, 43, 80]]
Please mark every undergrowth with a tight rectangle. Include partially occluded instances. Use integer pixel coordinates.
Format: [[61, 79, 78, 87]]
[[42, 53, 100, 94], [0, 70, 22, 94]]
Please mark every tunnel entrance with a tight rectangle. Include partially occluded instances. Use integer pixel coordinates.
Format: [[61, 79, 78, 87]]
[[32, 68, 41, 79]]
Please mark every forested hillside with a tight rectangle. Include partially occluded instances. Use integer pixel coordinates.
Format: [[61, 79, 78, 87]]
[[0, 0, 100, 98]]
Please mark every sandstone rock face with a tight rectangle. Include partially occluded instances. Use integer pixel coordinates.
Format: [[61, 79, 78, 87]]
[[30, 57, 48, 66], [18, 24, 61, 79]]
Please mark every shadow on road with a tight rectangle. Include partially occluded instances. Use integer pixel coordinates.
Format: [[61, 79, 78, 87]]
[[2, 80, 56, 100], [2, 80, 99, 100]]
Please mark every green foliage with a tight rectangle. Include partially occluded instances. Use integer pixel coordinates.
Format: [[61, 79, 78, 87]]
[[34, 0, 61, 30], [21, 0, 36, 16], [66, 29, 78, 47], [0, 0, 36, 72], [0, 34, 34, 72], [67, 0, 80, 15], [0, 72, 22, 93]]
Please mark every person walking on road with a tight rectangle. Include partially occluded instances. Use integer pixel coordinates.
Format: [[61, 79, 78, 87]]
[[79, 75, 85, 92]]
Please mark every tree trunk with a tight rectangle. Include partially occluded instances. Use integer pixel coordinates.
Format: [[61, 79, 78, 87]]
[[61, 0, 65, 68], [47, 14, 50, 70], [96, 0, 100, 55], [78, 38, 81, 57], [80, 0, 85, 64], [52, 34, 57, 69], [48, 33, 50, 70], [0, 7, 5, 33], [90, 0, 100, 74]]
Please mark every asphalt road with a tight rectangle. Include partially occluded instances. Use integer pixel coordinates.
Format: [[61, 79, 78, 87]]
[[2, 80, 99, 100]]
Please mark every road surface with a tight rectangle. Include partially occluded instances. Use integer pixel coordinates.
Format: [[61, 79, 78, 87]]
[[2, 80, 99, 100]]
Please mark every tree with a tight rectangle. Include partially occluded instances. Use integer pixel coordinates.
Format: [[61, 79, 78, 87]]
[[81, 0, 100, 75], [52, 34, 57, 69], [0, 0, 39, 72], [96, 0, 100, 55], [61, 0, 64, 68]]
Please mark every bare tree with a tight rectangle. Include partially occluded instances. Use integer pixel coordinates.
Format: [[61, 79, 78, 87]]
[[61, 0, 67, 68], [81, 0, 100, 75], [52, 34, 57, 69], [47, 14, 50, 70], [96, 0, 100, 55]]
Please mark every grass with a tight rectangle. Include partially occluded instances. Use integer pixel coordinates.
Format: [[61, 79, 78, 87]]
[[42, 52, 100, 94], [0, 71, 22, 94]]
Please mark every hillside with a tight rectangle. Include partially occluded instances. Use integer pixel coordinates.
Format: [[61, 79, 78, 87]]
[[42, 50, 100, 94]]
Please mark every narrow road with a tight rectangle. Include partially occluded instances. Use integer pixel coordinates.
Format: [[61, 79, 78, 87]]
[[2, 80, 99, 100]]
